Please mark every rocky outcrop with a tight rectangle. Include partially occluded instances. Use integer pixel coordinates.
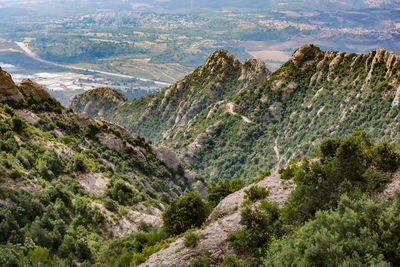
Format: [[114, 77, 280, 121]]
[[383, 171, 400, 200], [0, 67, 24, 101], [140, 172, 294, 267], [96, 132, 126, 150], [75, 172, 110, 196], [92, 202, 163, 237], [239, 58, 270, 82], [68, 87, 128, 117], [18, 79, 51, 100], [151, 145, 182, 172], [292, 44, 323, 70], [14, 109, 40, 124]]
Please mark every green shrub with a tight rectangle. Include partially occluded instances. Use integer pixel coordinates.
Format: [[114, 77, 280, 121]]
[[19, 246, 57, 266], [184, 231, 200, 248], [107, 179, 137, 205], [186, 246, 210, 267], [103, 198, 118, 212], [41, 150, 64, 176], [207, 179, 244, 207], [163, 192, 211, 235], [373, 142, 400, 172], [229, 200, 281, 256], [279, 203, 300, 225], [250, 170, 271, 184], [16, 148, 34, 169], [288, 131, 399, 219], [131, 243, 165, 266], [69, 154, 87, 172], [223, 255, 249, 267], [244, 186, 269, 202], [11, 117, 23, 133], [265, 194, 400, 266]]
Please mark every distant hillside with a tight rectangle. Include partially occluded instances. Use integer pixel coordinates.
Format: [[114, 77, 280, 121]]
[[165, 45, 400, 181], [0, 67, 202, 265], [69, 50, 270, 141]]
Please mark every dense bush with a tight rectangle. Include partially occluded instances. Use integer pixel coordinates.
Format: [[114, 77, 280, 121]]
[[106, 179, 138, 205], [162, 192, 211, 235], [265, 194, 400, 266], [284, 131, 400, 219], [207, 178, 244, 207], [69, 154, 87, 172], [223, 255, 249, 267], [229, 200, 281, 256], [244, 186, 269, 202]]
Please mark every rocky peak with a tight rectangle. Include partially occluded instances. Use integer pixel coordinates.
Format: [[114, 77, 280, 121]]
[[18, 79, 51, 100], [0, 67, 24, 102], [292, 44, 323, 69], [68, 87, 128, 117], [203, 49, 241, 71], [240, 58, 271, 81]]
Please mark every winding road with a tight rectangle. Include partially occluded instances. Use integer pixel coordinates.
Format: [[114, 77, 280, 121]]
[[15, 42, 171, 87]]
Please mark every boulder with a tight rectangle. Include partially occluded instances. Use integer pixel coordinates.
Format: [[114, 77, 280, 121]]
[[18, 79, 51, 100], [0, 67, 24, 102]]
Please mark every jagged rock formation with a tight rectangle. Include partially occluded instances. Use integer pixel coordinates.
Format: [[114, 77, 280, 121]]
[[165, 45, 400, 181], [18, 79, 52, 100], [0, 66, 24, 101], [68, 87, 128, 117], [69, 50, 270, 141]]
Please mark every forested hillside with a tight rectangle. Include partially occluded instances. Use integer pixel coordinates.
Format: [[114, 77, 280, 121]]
[[166, 45, 400, 181], [0, 67, 201, 266], [141, 131, 400, 266], [70, 45, 400, 182]]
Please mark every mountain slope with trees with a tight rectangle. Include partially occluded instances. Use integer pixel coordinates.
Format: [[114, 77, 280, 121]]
[[0, 67, 201, 266], [69, 50, 270, 141], [141, 131, 400, 266], [165, 44, 400, 181]]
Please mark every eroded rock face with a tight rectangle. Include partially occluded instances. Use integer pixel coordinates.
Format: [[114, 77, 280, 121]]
[[96, 132, 126, 150], [68, 87, 128, 117], [14, 109, 40, 124], [240, 58, 270, 82], [75, 172, 110, 196], [151, 145, 182, 172], [193, 180, 207, 198], [18, 79, 51, 100], [0, 67, 24, 101], [384, 171, 400, 200], [140, 172, 294, 267], [292, 44, 323, 68]]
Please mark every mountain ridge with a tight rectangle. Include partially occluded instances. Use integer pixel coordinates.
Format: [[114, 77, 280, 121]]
[[69, 44, 400, 182], [165, 44, 400, 180], [69, 49, 270, 141]]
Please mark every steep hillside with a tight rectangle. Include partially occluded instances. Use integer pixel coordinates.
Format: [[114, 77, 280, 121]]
[[140, 172, 294, 266], [140, 131, 400, 266], [69, 50, 270, 141], [0, 68, 201, 266], [166, 45, 400, 181]]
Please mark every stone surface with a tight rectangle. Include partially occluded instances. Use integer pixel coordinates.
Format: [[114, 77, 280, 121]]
[[75, 172, 110, 196], [18, 79, 51, 100], [14, 109, 40, 124], [0, 67, 24, 101]]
